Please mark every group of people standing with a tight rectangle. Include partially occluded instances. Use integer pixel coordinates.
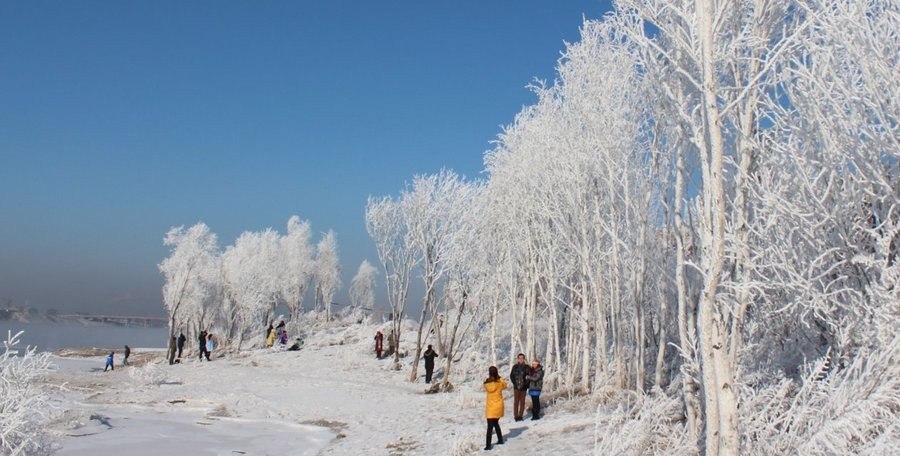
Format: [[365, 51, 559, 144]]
[[373, 329, 397, 360], [509, 353, 543, 422], [266, 320, 288, 347], [266, 320, 304, 351], [482, 354, 544, 450], [198, 330, 218, 361], [169, 330, 216, 362]]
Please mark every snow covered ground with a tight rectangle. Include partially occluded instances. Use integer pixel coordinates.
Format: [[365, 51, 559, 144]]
[[42, 321, 597, 455]]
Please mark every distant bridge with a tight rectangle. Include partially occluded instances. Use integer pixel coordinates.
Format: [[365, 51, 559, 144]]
[[52, 314, 167, 328]]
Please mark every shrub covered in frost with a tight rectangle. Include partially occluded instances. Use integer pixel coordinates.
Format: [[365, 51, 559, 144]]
[[593, 390, 696, 456], [741, 336, 900, 455], [129, 361, 176, 387], [0, 330, 54, 455]]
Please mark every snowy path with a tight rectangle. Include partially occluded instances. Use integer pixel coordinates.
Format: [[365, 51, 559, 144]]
[[45, 328, 597, 455]]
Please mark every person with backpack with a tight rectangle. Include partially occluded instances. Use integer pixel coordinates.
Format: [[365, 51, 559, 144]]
[[526, 358, 544, 420], [509, 353, 529, 421], [483, 365, 507, 450]]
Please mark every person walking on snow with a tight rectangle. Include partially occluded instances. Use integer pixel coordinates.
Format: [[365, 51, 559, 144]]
[[104, 351, 115, 372], [510, 353, 529, 421], [483, 365, 507, 450], [423, 344, 438, 383], [526, 358, 544, 420], [123, 345, 131, 366], [374, 330, 384, 359]]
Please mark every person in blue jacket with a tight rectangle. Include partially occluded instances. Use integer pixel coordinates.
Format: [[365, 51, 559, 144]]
[[104, 351, 115, 372]]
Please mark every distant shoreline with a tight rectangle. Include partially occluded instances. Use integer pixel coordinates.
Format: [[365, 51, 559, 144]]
[[1, 320, 167, 352]]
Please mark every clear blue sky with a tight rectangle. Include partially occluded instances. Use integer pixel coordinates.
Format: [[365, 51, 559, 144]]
[[0, 1, 613, 317]]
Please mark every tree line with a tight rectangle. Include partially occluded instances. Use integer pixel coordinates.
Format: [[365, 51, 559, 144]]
[[159, 216, 378, 362], [365, 1, 898, 454], [160, 1, 897, 453]]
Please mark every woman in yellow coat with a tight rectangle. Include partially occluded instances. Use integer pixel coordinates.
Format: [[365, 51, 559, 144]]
[[266, 327, 276, 347], [483, 366, 507, 450]]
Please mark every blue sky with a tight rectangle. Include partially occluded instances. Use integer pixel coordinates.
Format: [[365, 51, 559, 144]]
[[0, 1, 612, 316]]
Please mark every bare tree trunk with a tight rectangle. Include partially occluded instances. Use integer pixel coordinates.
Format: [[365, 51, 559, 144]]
[[489, 297, 499, 367], [580, 295, 592, 391], [634, 222, 648, 392], [594, 268, 609, 386], [526, 275, 538, 359], [654, 279, 668, 390], [408, 304, 428, 382], [440, 294, 467, 389], [167, 315, 177, 365], [697, 1, 739, 452]]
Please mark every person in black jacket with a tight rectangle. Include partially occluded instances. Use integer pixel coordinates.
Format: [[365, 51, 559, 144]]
[[176, 332, 186, 359], [198, 330, 208, 362], [526, 358, 544, 420], [123, 345, 131, 366], [423, 345, 438, 383], [509, 353, 529, 421]]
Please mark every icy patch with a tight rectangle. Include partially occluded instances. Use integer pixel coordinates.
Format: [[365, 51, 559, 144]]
[[56, 406, 333, 455]]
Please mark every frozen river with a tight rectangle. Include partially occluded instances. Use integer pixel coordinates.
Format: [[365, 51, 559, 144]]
[[0, 320, 166, 352]]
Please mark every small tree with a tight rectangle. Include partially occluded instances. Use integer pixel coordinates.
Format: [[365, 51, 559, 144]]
[[366, 195, 418, 368], [221, 229, 283, 348], [281, 216, 314, 333], [314, 230, 342, 321], [349, 259, 378, 310]]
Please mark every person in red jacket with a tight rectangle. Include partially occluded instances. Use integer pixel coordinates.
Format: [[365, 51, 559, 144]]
[[374, 330, 384, 359]]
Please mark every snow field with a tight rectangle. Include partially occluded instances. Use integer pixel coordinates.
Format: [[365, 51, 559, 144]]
[[43, 320, 599, 455]]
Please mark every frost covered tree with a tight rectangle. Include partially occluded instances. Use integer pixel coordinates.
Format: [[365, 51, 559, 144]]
[[0, 331, 53, 456], [221, 229, 284, 348], [369, 0, 897, 453], [349, 259, 377, 310], [433, 180, 486, 390], [402, 170, 475, 382], [314, 230, 342, 321], [366, 195, 418, 368], [159, 222, 220, 364], [281, 215, 314, 332], [480, 15, 659, 395]]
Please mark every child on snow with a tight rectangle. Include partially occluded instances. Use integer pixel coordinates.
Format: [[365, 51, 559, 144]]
[[104, 352, 115, 372]]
